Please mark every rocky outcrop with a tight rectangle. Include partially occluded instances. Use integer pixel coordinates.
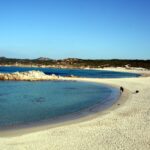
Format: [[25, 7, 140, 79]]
[[0, 71, 61, 81]]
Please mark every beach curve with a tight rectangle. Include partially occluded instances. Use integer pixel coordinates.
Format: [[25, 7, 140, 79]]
[[0, 68, 150, 150]]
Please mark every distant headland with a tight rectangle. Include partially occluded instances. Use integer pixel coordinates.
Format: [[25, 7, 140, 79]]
[[0, 57, 150, 69]]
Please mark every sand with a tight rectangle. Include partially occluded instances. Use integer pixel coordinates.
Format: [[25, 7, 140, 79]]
[[0, 68, 150, 150]]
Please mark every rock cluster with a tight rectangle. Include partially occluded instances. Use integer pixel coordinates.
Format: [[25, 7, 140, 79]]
[[0, 71, 60, 81]]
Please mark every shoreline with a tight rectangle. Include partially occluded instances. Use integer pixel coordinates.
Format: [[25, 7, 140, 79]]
[[0, 68, 147, 136], [91, 67, 150, 77], [0, 66, 143, 81], [0, 68, 150, 150], [0, 81, 124, 137]]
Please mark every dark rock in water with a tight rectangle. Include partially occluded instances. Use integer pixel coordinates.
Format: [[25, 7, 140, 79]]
[[32, 97, 46, 103], [64, 87, 77, 90]]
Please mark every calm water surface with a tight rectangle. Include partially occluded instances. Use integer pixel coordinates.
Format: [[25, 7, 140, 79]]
[[0, 66, 138, 128], [0, 66, 140, 78], [0, 81, 120, 128]]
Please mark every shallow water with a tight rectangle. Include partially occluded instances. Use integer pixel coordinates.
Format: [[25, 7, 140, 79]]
[[0, 81, 120, 128], [0, 66, 140, 78]]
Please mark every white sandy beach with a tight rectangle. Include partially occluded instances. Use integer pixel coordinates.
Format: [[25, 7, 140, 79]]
[[0, 68, 150, 150]]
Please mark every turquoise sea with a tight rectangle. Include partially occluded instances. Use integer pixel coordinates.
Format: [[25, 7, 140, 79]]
[[0, 67, 139, 128], [0, 81, 120, 128], [0, 66, 140, 78]]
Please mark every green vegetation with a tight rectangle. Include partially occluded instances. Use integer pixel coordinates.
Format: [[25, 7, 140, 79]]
[[0, 57, 150, 69]]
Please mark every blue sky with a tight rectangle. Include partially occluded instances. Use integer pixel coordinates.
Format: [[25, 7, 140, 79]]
[[0, 0, 150, 59]]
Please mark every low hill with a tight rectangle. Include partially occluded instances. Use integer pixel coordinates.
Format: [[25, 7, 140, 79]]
[[0, 57, 150, 69]]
